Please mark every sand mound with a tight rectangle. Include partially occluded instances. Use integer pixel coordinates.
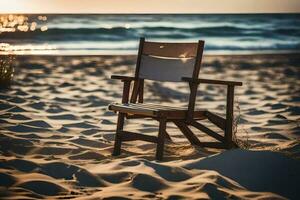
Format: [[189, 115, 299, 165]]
[[130, 173, 168, 192], [17, 180, 67, 196], [0, 172, 16, 187], [184, 149, 300, 199]]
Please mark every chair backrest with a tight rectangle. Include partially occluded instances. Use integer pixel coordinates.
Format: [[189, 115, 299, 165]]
[[135, 38, 205, 82]]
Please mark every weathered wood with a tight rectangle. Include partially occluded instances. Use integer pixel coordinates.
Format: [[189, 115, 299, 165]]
[[112, 79, 132, 157], [122, 81, 131, 103], [186, 40, 205, 122], [109, 103, 156, 116], [192, 40, 205, 78], [173, 120, 201, 146], [112, 113, 125, 156], [156, 118, 167, 160], [200, 142, 227, 149], [139, 55, 195, 82], [138, 79, 144, 103], [111, 75, 135, 81], [110, 38, 242, 159], [109, 103, 206, 120], [225, 85, 235, 148], [131, 38, 145, 103], [125, 103, 188, 110], [190, 120, 225, 143], [205, 111, 226, 130], [186, 82, 199, 122], [125, 114, 151, 119], [134, 37, 145, 77], [143, 41, 200, 58], [157, 110, 205, 120], [130, 79, 140, 103], [120, 131, 158, 143], [182, 77, 242, 86]]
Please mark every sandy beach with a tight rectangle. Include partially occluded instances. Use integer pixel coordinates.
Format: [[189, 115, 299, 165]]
[[0, 54, 299, 199]]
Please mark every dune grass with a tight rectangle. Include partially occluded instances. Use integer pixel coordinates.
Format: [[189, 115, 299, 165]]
[[233, 98, 250, 149]]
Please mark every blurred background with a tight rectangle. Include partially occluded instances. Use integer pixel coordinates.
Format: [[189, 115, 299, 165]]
[[1, 14, 300, 55]]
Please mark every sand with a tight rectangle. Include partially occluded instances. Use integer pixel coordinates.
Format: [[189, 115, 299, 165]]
[[0, 54, 299, 199]]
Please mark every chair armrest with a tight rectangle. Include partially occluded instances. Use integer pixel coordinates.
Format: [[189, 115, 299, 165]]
[[182, 77, 242, 86], [111, 75, 136, 81]]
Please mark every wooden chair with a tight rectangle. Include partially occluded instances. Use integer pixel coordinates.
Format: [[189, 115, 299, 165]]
[[108, 38, 242, 160]]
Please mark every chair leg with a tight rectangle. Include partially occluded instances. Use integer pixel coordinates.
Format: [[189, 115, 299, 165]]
[[225, 85, 234, 148], [112, 112, 125, 156], [156, 118, 167, 160]]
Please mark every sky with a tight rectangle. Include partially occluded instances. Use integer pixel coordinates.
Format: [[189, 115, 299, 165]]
[[0, 0, 299, 13]]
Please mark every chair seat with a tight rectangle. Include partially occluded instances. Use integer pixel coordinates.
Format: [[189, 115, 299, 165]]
[[108, 103, 206, 119]]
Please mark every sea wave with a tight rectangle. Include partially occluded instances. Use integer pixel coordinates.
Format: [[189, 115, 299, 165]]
[[1, 26, 299, 40], [0, 14, 300, 54]]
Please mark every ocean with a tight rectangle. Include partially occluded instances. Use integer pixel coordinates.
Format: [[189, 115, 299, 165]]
[[1, 14, 300, 55]]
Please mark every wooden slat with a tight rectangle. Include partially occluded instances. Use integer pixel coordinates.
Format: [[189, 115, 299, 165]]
[[130, 103, 187, 110], [200, 142, 227, 149], [109, 103, 206, 119], [139, 103, 188, 109], [173, 121, 201, 146], [157, 110, 205, 119], [117, 103, 203, 115], [182, 77, 243, 86], [139, 55, 195, 82], [125, 103, 206, 119], [120, 131, 158, 143], [110, 103, 180, 113], [111, 75, 135, 81], [143, 41, 200, 58], [190, 120, 225, 143], [125, 114, 151, 119], [205, 111, 226, 130], [109, 104, 156, 116]]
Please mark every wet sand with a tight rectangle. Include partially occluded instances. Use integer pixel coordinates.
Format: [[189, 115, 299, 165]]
[[0, 54, 299, 199]]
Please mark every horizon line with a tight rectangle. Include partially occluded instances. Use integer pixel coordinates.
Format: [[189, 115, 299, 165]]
[[1, 12, 300, 14]]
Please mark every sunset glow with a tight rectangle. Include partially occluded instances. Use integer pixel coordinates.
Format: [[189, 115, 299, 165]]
[[0, 0, 299, 13]]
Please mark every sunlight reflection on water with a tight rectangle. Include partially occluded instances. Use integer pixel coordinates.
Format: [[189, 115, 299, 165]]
[[1, 14, 300, 55]]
